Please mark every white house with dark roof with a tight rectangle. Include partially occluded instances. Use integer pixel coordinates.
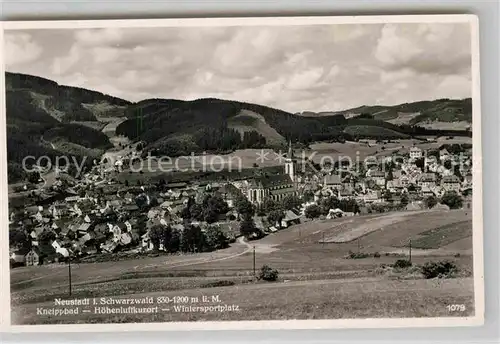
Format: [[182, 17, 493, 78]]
[[417, 173, 437, 188], [441, 175, 461, 192], [409, 146, 423, 159]]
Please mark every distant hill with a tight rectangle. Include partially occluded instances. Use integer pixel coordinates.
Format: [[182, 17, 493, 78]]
[[6, 72, 131, 122], [5, 72, 472, 182], [301, 98, 472, 130], [115, 98, 348, 156], [5, 72, 131, 182]]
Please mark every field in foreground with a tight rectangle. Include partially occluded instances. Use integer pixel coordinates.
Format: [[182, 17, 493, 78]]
[[10, 209, 475, 324], [13, 277, 474, 324]]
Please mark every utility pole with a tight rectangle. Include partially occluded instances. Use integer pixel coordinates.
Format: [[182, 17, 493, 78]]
[[68, 255, 72, 296], [322, 232, 325, 247], [409, 239, 412, 263], [252, 246, 256, 278]]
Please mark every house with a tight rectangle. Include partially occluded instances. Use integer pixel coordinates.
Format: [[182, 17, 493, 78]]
[[409, 146, 423, 159], [421, 186, 435, 197], [77, 221, 90, 232], [370, 171, 385, 186], [441, 175, 461, 192], [324, 174, 342, 190], [338, 187, 354, 200], [141, 233, 154, 251], [25, 249, 40, 266], [463, 195, 472, 210], [281, 210, 301, 228], [440, 148, 450, 161], [65, 196, 80, 203], [463, 174, 473, 188], [417, 173, 437, 188], [363, 191, 382, 204], [400, 175, 411, 187], [386, 179, 404, 192]]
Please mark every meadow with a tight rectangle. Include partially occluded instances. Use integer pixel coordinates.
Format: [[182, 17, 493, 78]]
[[10, 209, 475, 324]]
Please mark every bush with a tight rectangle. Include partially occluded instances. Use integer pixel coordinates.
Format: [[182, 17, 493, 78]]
[[259, 265, 279, 282], [393, 259, 412, 269], [421, 260, 458, 279], [373, 252, 381, 258], [201, 280, 236, 288], [346, 250, 371, 259]]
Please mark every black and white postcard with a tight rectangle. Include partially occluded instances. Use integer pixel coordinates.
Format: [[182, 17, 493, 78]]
[[0, 15, 483, 332]]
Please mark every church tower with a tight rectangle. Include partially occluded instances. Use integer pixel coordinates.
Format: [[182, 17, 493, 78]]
[[284, 140, 295, 182]]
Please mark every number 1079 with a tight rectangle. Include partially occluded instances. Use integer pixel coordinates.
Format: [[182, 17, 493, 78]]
[[447, 304, 466, 312]]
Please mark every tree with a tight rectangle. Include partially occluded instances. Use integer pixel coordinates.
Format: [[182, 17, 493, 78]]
[[27, 171, 41, 184], [453, 165, 464, 181], [281, 194, 302, 210], [267, 209, 285, 227], [383, 190, 392, 202], [204, 225, 230, 251], [443, 160, 453, 170], [9, 229, 30, 250], [318, 196, 335, 215], [305, 204, 321, 219], [239, 218, 257, 238], [302, 190, 315, 202], [441, 191, 463, 209], [179, 206, 191, 220], [190, 203, 204, 221], [38, 230, 56, 263], [181, 224, 206, 253], [414, 157, 425, 170], [425, 195, 438, 209], [149, 225, 164, 250], [203, 208, 219, 224], [262, 197, 279, 213], [135, 194, 149, 210], [400, 193, 409, 207], [234, 195, 255, 220], [203, 194, 229, 215]]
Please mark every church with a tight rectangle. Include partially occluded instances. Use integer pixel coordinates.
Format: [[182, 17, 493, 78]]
[[246, 142, 298, 204]]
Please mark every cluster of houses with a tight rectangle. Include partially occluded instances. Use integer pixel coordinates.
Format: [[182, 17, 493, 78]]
[[9, 142, 472, 267], [314, 146, 472, 208]]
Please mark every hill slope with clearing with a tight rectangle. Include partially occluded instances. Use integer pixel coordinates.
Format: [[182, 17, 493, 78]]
[[227, 109, 286, 145]]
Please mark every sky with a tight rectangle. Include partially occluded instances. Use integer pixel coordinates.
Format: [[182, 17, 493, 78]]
[[4, 22, 472, 113]]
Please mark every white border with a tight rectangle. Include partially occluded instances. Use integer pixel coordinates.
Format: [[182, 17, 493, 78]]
[[0, 14, 484, 333]]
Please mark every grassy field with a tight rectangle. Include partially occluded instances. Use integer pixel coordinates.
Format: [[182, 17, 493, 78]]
[[306, 137, 472, 164], [10, 210, 475, 325]]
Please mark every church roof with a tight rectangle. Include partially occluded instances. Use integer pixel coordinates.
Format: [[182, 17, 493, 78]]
[[252, 174, 293, 189]]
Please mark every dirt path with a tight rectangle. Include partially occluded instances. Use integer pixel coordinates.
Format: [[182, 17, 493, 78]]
[[133, 236, 253, 271]]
